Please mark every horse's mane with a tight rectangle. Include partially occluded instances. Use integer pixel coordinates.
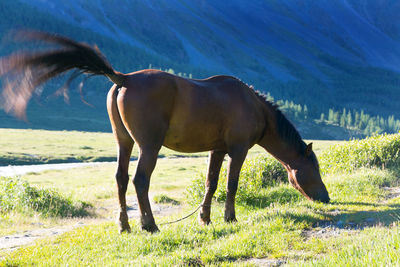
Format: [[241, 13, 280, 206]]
[[253, 89, 307, 155]]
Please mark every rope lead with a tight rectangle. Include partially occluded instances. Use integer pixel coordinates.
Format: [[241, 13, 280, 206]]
[[159, 203, 209, 226]]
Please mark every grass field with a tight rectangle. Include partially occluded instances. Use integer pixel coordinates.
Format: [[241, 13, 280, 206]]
[[0, 129, 206, 165], [1, 167, 399, 266], [0, 128, 335, 166], [1, 129, 399, 266]]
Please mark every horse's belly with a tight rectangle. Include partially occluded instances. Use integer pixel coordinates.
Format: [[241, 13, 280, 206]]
[[163, 123, 225, 153]]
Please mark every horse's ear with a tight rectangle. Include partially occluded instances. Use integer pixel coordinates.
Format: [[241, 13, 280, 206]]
[[306, 142, 313, 156]]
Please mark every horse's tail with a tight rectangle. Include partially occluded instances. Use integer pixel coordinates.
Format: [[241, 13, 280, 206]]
[[0, 31, 125, 119]]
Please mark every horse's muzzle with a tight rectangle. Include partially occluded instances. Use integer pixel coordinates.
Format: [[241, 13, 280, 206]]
[[313, 191, 330, 203]]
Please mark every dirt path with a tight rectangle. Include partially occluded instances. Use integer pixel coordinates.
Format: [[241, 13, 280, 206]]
[[0, 162, 109, 177], [0, 196, 182, 254], [0, 225, 81, 252]]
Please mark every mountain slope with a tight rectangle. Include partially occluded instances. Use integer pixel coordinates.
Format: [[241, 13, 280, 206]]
[[0, 0, 399, 138]]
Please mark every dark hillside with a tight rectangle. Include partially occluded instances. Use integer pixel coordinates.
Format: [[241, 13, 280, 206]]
[[0, 0, 399, 139]]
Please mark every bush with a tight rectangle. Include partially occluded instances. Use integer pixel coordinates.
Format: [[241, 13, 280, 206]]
[[0, 177, 91, 217], [185, 156, 286, 205], [319, 133, 400, 174]]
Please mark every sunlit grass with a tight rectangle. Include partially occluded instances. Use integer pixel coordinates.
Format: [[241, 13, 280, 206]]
[[9, 129, 399, 265], [0, 128, 208, 165], [289, 225, 400, 266], [20, 157, 208, 204], [2, 165, 399, 265], [0, 177, 91, 218], [0, 128, 336, 166]]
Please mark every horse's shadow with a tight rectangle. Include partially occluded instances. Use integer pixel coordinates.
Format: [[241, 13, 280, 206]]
[[277, 201, 400, 230]]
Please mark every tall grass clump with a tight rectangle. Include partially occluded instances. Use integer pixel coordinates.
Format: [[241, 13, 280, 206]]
[[0, 177, 91, 217], [185, 155, 290, 206], [319, 133, 400, 174]]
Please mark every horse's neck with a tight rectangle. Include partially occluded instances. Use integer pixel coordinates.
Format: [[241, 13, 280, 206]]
[[257, 109, 307, 170], [259, 133, 298, 167], [257, 96, 304, 169]]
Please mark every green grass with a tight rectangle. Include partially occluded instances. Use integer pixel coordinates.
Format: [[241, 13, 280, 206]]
[[0, 136, 335, 238], [19, 157, 208, 204], [1, 166, 399, 265], [5, 130, 400, 265], [153, 194, 180, 205], [0, 176, 91, 218], [0, 128, 336, 166], [0, 128, 208, 165], [319, 133, 400, 174], [10, 137, 333, 206], [0, 156, 210, 236], [187, 133, 400, 208], [0, 129, 116, 165], [186, 155, 287, 206]]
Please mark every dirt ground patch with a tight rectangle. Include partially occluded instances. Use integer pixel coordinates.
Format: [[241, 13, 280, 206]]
[[301, 221, 360, 240], [383, 187, 400, 201], [0, 195, 181, 254], [240, 257, 285, 266]]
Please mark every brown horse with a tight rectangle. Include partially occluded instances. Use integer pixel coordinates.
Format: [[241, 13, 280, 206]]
[[0, 32, 329, 233]]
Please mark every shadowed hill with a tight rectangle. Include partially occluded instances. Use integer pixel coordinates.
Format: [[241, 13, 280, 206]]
[[0, 0, 399, 138]]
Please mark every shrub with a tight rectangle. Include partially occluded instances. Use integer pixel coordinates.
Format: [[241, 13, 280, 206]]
[[185, 156, 286, 205], [214, 156, 286, 203], [0, 177, 91, 217], [319, 133, 400, 174]]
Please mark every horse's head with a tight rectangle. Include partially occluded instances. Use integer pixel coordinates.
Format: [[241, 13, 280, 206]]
[[286, 143, 330, 203]]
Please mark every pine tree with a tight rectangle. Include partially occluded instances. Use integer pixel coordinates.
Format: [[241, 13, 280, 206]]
[[333, 111, 339, 124], [388, 115, 395, 132], [340, 112, 346, 127], [354, 111, 360, 128], [347, 111, 352, 127], [303, 105, 308, 119], [328, 109, 334, 122]]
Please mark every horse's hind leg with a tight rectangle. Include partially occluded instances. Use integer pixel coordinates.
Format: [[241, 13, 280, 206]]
[[225, 146, 248, 222], [133, 146, 161, 232], [115, 140, 134, 233], [107, 85, 134, 233], [199, 150, 225, 225]]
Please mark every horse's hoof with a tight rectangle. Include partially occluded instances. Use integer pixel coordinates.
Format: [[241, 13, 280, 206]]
[[224, 216, 237, 223], [142, 223, 160, 233], [118, 222, 131, 233], [117, 214, 131, 233], [119, 226, 131, 234], [199, 212, 211, 226], [199, 219, 211, 226], [199, 217, 211, 226]]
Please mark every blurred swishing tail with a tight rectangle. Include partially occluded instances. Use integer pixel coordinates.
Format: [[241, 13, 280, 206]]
[[0, 31, 125, 119]]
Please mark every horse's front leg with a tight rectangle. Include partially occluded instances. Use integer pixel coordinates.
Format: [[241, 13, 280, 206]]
[[225, 147, 248, 222], [133, 146, 160, 233], [199, 150, 225, 225]]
